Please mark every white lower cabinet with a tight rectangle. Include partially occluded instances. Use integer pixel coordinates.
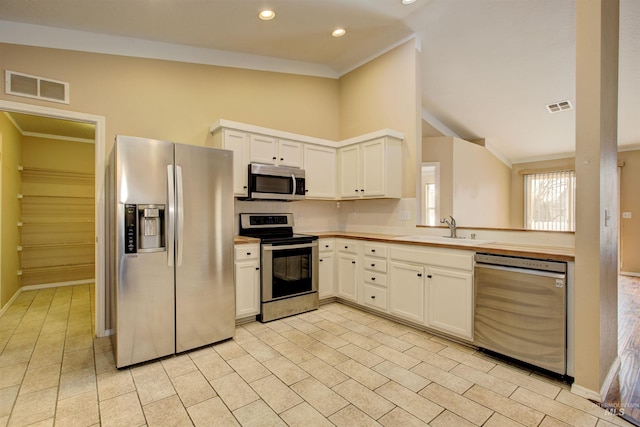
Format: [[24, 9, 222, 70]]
[[389, 261, 425, 323], [318, 239, 335, 299], [426, 266, 474, 340], [234, 244, 260, 319], [336, 239, 360, 302]]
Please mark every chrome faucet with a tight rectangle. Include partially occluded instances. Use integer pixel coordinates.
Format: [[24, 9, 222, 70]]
[[440, 216, 457, 238]]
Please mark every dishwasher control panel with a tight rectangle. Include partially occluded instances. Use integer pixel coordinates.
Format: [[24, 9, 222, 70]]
[[475, 253, 567, 273]]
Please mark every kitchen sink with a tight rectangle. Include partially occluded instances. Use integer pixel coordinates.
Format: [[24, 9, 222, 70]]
[[393, 235, 495, 246]]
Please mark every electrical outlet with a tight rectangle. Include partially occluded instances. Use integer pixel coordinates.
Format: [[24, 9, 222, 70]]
[[399, 211, 410, 221], [623, 212, 632, 219]]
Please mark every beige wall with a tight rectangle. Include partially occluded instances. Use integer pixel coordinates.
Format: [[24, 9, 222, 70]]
[[574, 0, 619, 396], [510, 157, 576, 229], [339, 39, 421, 197], [619, 150, 640, 273], [422, 136, 510, 228], [453, 139, 510, 228], [0, 43, 341, 157], [0, 113, 23, 309]]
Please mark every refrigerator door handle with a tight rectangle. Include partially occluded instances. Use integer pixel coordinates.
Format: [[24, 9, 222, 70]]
[[167, 165, 175, 267], [176, 165, 185, 266]]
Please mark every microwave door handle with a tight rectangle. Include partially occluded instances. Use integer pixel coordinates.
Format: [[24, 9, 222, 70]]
[[291, 173, 296, 198]]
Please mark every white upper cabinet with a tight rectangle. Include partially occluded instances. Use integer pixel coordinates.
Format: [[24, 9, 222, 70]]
[[304, 144, 337, 199], [250, 135, 303, 168], [210, 120, 403, 200], [338, 144, 360, 198], [212, 129, 250, 197], [338, 137, 401, 199]]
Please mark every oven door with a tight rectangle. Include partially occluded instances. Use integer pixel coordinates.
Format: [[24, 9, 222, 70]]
[[261, 241, 318, 302]]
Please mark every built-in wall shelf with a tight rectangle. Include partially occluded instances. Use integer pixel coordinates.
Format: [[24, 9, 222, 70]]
[[19, 166, 94, 185], [16, 164, 95, 286]]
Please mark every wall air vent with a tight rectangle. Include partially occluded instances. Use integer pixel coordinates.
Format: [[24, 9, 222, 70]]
[[546, 100, 572, 114], [5, 70, 70, 104]]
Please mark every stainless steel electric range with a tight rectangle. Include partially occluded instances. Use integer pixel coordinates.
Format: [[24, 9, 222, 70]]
[[238, 213, 319, 322]]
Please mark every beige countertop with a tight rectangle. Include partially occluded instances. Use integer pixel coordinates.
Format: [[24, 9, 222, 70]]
[[308, 231, 575, 262], [234, 236, 260, 245]]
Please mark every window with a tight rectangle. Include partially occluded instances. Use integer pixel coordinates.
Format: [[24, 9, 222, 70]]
[[524, 170, 576, 231], [425, 183, 436, 226]]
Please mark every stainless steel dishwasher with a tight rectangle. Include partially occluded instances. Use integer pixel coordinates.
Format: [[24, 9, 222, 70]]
[[474, 253, 567, 375]]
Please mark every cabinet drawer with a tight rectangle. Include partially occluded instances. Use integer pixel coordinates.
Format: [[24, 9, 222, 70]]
[[363, 284, 387, 311], [319, 239, 335, 252], [363, 271, 387, 287], [364, 243, 387, 258], [337, 239, 358, 254], [235, 245, 260, 261], [364, 257, 387, 273]]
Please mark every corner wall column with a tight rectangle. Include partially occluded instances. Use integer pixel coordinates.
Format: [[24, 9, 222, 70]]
[[573, 0, 619, 398]]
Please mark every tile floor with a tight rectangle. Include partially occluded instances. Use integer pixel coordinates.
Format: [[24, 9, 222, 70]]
[[0, 283, 633, 427]]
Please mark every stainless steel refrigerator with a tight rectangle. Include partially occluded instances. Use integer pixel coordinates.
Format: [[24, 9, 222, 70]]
[[108, 135, 235, 368]]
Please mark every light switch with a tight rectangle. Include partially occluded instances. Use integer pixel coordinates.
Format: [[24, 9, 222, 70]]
[[623, 212, 632, 219]]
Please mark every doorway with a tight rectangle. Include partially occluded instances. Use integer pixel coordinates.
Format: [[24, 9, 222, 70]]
[[0, 100, 106, 337]]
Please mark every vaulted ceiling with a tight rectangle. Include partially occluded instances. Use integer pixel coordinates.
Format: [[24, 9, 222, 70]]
[[1, 0, 638, 164]]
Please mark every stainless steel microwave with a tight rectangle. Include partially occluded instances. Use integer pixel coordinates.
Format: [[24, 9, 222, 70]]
[[245, 163, 306, 201]]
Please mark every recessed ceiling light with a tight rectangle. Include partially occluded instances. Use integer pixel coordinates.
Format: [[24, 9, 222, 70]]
[[402, 0, 416, 4], [258, 10, 276, 20], [332, 28, 346, 37]]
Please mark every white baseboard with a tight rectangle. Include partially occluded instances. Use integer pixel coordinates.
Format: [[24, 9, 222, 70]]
[[22, 279, 95, 291], [0, 279, 95, 317], [571, 384, 602, 402], [0, 287, 23, 317], [620, 271, 640, 278], [570, 356, 621, 403]]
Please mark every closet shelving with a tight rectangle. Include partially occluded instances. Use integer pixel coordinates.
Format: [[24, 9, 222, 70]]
[[18, 166, 95, 286]]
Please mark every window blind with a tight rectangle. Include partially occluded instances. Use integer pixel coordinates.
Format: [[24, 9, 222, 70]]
[[524, 170, 576, 231]]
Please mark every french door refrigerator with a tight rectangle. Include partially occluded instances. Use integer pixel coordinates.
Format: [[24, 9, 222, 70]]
[[109, 135, 235, 368]]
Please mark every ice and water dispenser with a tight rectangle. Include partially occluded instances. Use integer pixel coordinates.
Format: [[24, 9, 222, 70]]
[[124, 204, 166, 253]]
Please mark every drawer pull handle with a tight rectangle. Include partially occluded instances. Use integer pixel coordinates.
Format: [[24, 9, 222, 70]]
[[360, 189, 364, 192], [272, 156, 277, 160], [371, 249, 376, 253], [280, 158, 284, 161], [246, 252, 252, 256], [427, 274, 432, 278], [319, 259, 323, 262], [325, 245, 330, 248], [417, 273, 422, 277], [371, 295, 376, 299], [371, 264, 375, 267], [255, 267, 260, 271], [351, 261, 356, 264], [371, 277, 376, 281]]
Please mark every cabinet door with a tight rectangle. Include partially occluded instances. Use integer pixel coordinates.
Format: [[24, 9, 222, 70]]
[[427, 267, 473, 341], [337, 253, 358, 301], [318, 252, 335, 299], [235, 260, 260, 319], [250, 134, 277, 165], [361, 139, 385, 197], [338, 145, 361, 198], [304, 145, 337, 199], [278, 140, 303, 168], [224, 130, 250, 196], [389, 261, 425, 323]]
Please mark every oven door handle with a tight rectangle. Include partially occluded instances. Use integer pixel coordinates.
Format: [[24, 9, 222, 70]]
[[263, 242, 317, 251]]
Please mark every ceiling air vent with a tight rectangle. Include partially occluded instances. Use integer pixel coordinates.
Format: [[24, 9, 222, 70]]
[[5, 70, 70, 104], [546, 100, 572, 114]]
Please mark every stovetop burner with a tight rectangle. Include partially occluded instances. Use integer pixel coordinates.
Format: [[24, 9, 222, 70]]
[[238, 213, 318, 245]]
